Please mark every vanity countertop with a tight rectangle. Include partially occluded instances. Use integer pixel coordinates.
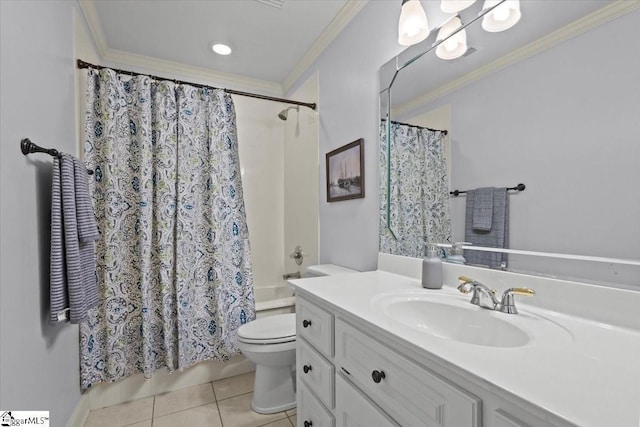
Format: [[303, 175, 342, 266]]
[[289, 269, 640, 427]]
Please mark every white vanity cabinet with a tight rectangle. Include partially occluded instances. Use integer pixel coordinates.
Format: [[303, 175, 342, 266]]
[[296, 296, 481, 427]]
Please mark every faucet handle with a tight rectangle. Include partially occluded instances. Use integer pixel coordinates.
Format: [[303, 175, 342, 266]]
[[499, 287, 535, 314]]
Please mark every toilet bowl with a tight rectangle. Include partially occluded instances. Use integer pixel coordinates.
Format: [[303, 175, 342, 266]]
[[237, 264, 357, 414], [237, 313, 297, 414]]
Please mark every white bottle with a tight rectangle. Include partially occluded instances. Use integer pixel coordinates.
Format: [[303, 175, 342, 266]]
[[422, 244, 443, 289]]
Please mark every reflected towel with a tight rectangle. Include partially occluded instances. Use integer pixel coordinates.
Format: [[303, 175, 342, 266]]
[[464, 188, 509, 269], [472, 187, 494, 231], [50, 154, 99, 324]]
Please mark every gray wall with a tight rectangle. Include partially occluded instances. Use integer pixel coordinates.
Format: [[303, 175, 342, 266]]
[[402, 10, 640, 286], [287, 1, 404, 272], [1, 1, 82, 424]]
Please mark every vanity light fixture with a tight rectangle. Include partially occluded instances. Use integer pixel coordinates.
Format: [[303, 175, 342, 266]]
[[481, 0, 521, 32], [440, 0, 475, 13], [212, 43, 232, 55], [398, 0, 430, 46], [435, 15, 468, 60]]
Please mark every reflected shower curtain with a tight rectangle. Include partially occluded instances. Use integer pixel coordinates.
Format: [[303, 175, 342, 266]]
[[379, 121, 452, 257], [80, 69, 255, 389]]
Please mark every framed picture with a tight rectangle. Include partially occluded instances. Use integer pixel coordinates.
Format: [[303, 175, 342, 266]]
[[326, 138, 365, 202]]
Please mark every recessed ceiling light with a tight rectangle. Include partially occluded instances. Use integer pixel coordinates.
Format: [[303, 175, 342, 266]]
[[212, 43, 232, 55]]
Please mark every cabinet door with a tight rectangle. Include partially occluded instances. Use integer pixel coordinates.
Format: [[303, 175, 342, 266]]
[[297, 297, 334, 358], [298, 337, 335, 409], [335, 373, 399, 427], [335, 318, 481, 427], [298, 380, 335, 427]]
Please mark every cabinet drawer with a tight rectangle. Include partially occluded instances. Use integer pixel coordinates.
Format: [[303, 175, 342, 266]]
[[494, 410, 532, 427], [297, 298, 334, 357], [298, 379, 335, 427], [298, 337, 335, 409], [335, 373, 399, 427], [335, 318, 481, 427]]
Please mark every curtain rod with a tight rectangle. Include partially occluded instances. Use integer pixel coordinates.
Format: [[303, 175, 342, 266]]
[[382, 118, 448, 135], [76, 59, 317, 111]]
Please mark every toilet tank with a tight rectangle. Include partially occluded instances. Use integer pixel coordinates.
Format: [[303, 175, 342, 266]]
[[305, 264, 358, 277]]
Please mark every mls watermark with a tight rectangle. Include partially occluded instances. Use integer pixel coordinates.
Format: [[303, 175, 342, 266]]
[[1, 411, 50, 426]]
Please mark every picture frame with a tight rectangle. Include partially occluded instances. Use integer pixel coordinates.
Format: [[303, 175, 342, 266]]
[[326, 138, 365, 202]]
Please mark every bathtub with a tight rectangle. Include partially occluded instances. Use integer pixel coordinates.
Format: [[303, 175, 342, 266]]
[[254, 284, 296, 318]]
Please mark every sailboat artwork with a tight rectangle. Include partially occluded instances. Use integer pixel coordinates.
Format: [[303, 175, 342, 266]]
[[326, 138, 365, 202]]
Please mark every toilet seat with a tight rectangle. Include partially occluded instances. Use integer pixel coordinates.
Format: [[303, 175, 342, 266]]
[[237, 313, 296, 345]]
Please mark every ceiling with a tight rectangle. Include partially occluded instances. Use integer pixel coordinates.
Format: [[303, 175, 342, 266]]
[[381, 0, 621, 114], [81, 0, 357, 93]]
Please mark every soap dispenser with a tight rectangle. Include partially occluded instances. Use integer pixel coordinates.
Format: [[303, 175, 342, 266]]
[[447, 242, 467, 265], [422, 244, 443, 289]]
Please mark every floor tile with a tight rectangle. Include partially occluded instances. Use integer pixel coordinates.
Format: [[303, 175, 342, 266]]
[[218, 392, 288, 427], [285, 408, 296, 417], [84, 397, 153, 427], [213, 371, 255, 401], [261, 419, 294, 427], [288, 414, 297, 426], [153, 403, 222, 427], [153, 382, 215, 418]]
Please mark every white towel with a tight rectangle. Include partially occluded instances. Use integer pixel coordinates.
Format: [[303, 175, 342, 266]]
[[50, 154, 99, 324]]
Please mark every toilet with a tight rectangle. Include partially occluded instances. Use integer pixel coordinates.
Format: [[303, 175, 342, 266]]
[[237, 264, 357, 414]]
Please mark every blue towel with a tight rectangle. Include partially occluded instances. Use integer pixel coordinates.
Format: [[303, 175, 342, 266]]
[[464, 188, 509, 269], [50, 155, 99, 324], [472, 187, 494, 231]]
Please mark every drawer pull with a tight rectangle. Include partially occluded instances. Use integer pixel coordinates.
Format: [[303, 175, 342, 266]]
[[304, 421, 313, 427], [302, 319, 312, 328], [371, 370, 386, 383], [303, 364, 312, 374]]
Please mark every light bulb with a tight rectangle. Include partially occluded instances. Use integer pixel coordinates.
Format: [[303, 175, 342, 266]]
[[444, 38, 459, 52], [481, 0, 521, 32], [435, 15, 467, 60], [398, 0, 430, 46], [492, 4, 510, 22]]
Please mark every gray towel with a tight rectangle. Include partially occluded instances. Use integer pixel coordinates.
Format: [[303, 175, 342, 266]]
[[464, 188, 509, 269], [50, 155, 99, 324], [472, 187, 494, 231]]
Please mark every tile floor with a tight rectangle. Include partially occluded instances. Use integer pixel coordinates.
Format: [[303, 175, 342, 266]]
[[84, 372, 297, 427]]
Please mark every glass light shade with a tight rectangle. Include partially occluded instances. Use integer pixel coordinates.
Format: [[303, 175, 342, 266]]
[[435, 15, 467, 60], [481, 0, 521, 32], [440, 0, 475, 13], [398, 0, 430, 46]]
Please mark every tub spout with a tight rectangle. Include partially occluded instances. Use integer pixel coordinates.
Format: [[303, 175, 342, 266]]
[[283, 271, 301, 280]]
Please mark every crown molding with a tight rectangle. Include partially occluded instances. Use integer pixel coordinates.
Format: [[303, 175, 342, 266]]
[[78, 0, 108, 58], [394, 0, 640, 117], [79, 0, 282, 95], [282, 0, 369, 92], [100, 48, 283, 96]]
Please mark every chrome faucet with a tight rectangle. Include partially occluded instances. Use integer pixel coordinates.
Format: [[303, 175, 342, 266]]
[[457, 276, 535, 314]]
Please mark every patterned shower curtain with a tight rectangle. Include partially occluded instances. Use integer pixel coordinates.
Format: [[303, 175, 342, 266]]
[[79, 69, 255, 389], [379, 121, 452, 257]]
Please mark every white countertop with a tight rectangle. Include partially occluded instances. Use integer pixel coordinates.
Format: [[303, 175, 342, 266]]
[[290, 269, 640, 427]]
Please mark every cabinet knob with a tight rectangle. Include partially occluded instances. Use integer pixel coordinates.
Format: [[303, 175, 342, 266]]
[[303, 364, 312, 374], [302, 319, 312, 328], [371, 370, 386, 383], [304, 421, 313, 427]]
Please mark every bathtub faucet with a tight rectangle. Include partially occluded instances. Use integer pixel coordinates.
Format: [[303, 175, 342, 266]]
[[283, 271, 301, 280]]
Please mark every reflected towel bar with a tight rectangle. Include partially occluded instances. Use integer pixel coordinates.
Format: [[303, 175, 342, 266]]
[[20, 138, 94, 175], [450, 183, 525, 197]]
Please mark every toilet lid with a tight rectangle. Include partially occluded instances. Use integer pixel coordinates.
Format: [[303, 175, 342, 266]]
[[237, 313, 296, 343]]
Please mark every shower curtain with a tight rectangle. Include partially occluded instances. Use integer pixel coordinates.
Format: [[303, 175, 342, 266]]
[[379, 121, 452, 257], [79, 69, 255, 389]]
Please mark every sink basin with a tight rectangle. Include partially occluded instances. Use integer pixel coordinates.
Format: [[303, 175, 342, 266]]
[[371, 290, 572, 348], [382, 297, 530, 348]]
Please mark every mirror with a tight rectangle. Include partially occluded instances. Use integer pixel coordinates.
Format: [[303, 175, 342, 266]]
[[379, 1, 640, 288]]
